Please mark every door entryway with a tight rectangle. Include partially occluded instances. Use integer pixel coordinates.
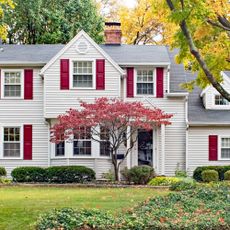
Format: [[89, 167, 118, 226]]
[[138, 130, 153, 166]]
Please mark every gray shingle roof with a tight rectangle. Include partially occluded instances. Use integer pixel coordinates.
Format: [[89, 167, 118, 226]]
[[0, 44, 64, 63], [99, 44, 170, 64], [223, 71, 230, 77]]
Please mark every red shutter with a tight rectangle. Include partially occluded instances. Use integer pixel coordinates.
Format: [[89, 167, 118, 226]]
[[24, 125, 33, 160], [127, 68, 134, 98], [96, 59, 105, 90], [209, 135, 218, 161], [60, 59, 69, 90], [24, 69, 33, 99], [156, 67, 164, 98]]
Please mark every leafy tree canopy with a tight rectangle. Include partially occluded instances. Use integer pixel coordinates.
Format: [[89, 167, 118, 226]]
[[4, 0, 104, 44], [0, 0, 14, 40]]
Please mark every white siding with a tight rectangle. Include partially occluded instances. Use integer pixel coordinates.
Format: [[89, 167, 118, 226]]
[[0, 68, 49, 176], [187, 127, 230, 175], [125, 95, 186, 176], [202, 79, 230, 110], [44, 35, 121, 118]]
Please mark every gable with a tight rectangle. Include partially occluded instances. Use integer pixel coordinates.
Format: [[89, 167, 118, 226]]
[[40, 30, 124, 75]]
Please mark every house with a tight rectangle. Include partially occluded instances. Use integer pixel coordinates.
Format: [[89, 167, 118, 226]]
[[0, 22, 229, 178]]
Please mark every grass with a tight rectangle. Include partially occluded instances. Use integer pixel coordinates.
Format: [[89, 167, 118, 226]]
[[0, 186, 168, 230]]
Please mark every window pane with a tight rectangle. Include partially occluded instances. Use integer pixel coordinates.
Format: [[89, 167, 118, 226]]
[[100, 141, 110, 156], [4, 85, 21, 97], [215, 95, 229, 105], [73, 140, 91, 155], [4, 143, 20, 157], [137, 83, 154, 95], [73, 75, 93, 88], [221, 148, 230, 159], [55, 142, 65, 156]]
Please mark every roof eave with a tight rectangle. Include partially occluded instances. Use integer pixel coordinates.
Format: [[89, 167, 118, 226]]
[[188, 122, 230, 127], [0, 62, 46, 66]]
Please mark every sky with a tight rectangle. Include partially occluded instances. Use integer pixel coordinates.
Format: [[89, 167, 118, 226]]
[[122, 0, 137, 8]]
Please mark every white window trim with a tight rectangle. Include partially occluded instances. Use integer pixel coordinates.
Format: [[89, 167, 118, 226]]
[[212, 94, 230, 110], [134, 68, 157, 97], [1, 69, 24, 99], [218, 135, 230, 161], [69, 58, 96, 90], [0, 125, 23, 160]]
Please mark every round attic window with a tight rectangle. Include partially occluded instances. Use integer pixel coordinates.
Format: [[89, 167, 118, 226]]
[[75, 40, 89, 54]]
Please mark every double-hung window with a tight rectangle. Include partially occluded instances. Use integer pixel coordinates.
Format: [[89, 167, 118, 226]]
[[220, 137, 230, 159], [136, 70, 154, 95], [3, 71, 22, 98], [100, 127, 110, 156], [73, 127, 91, 155], [72, 61, 93, 88], [215, 95, 229, 105], [3, 127, 21, 158]]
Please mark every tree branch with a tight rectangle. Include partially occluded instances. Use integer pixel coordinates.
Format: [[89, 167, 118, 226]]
[[166, 0, 230, 101]]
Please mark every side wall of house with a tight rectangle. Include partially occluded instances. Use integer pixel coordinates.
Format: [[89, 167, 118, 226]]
[[187, 126, 230, 175], [0, 67, 49, 176]]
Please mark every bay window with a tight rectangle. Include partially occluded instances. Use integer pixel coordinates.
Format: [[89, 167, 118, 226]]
[[73, 127, 91, 155], [100, 127, 110, 156]]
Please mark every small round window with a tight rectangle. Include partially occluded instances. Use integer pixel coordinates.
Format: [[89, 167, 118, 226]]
[[75, 40, 89, 54]]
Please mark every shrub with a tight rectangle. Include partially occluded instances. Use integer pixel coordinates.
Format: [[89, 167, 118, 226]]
[[36, 208, 116, 230], [193, 165, 230, 181], [102, 170, 115, 182], [175, 169, 187, 177], [201, 169, 219, 182], [148, 176, 181, 186], [170, 179, 197, 191], [46, 166, 95, 183], [0, 167, 7, 177], [0, 177, 11, 184], [224, 170, 230, 181], [121, 166, 155, 185], [11, 167, 47, 182]]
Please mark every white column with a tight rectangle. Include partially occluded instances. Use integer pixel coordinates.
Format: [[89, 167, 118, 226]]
[[126, 126, 131, 169], [161, 124, 165, 175]]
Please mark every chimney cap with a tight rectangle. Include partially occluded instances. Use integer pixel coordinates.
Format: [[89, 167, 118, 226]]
[[105, 22, 121, 27]]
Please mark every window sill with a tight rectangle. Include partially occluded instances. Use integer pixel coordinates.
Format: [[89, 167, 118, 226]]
[[1, 97, 23, 100], [218, 158, 230, 161], [51, 156, 111, 160], [70, 87, 95, 90], [0, 157, 23, 160]]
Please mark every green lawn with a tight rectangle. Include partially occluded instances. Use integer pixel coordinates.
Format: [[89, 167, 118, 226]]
[[0, 186, 168, 230]]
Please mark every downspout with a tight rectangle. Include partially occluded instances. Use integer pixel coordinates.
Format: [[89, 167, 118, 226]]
[[44, 119, 51, 167], [185, 95, 189, 172]]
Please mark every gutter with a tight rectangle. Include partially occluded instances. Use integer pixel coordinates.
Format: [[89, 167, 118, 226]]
[[185, 95, 189, 172], [0, 61, 46, 67], [166, 92, 189, 98], [188, 122, 230, 127], [44, 119, 51, 167]]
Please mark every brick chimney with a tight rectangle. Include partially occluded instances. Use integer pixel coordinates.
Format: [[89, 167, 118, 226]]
[[104, 22, 122, 45]]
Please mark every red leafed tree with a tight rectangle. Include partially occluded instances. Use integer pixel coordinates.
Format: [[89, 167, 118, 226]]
[[51, 97, 173, 181]]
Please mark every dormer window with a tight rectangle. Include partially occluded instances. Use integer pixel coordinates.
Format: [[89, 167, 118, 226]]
[[215, 95, 229, 106]]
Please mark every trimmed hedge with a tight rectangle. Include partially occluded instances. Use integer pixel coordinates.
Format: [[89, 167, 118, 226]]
[[201, 170, 219, 182], [224, 170, 230, 181], [193, 165, 230, 181], [121, 166, 155, 185], [11, 166, 95, 183], [0, 167, 7, 177], [11, 167, 47, 182], [46, 166, 95, 183]]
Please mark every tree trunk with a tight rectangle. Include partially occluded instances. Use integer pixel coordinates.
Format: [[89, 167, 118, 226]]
[[114, 163, 120, 181]]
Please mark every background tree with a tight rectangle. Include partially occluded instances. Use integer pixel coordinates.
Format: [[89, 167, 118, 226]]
[[119, 0, 177, 44], [0, 0, 14, 41], [4, 0, 104, 44], [51, 98, 172, 181], [165, 0, 230, 101]]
